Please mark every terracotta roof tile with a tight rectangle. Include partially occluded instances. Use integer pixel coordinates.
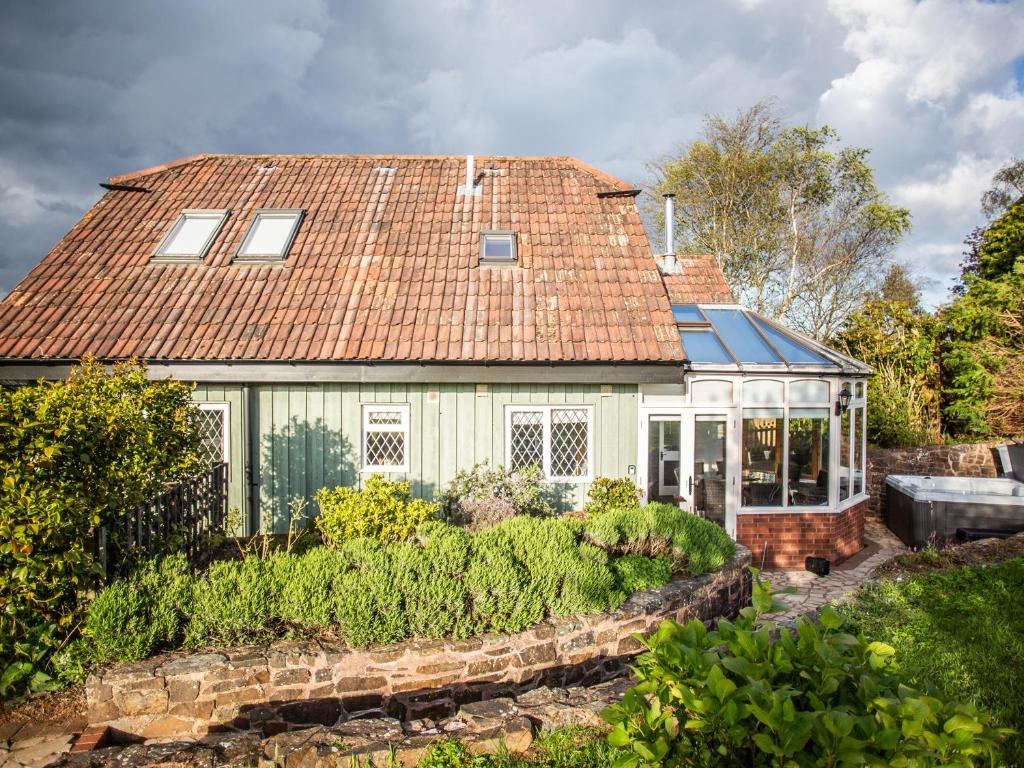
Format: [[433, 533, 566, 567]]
[[0, 155, 730, 364]]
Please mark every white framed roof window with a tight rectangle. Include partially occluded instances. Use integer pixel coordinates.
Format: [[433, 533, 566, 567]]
[[480, 230, 517, 264], [153, 210, 229, 261], [234, 209, 304, 262]]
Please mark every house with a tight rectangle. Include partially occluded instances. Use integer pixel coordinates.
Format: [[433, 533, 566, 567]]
[[0, 154, 870, 568]]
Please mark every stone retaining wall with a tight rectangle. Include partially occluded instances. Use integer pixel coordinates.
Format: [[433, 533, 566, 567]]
[[86, 546, 751, 740], [866, 443, 1000, 521]]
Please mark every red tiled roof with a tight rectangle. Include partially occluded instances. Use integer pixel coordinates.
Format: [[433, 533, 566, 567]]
[[662, 255, 734, 304], [0, 155, 729, 364]]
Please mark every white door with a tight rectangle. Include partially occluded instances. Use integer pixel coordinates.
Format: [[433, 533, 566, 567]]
[[657, 418, 681, 496], [681, 409, 737, 537]]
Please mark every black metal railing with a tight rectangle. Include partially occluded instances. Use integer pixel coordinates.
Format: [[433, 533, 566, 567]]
[[94, 462, 229, 583]]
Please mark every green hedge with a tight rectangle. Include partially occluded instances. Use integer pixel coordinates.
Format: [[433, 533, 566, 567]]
[[74, 507, 735, 670]]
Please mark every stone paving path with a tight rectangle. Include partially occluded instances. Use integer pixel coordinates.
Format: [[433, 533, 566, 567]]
[[0, 721, 81, 768], [763, 521, 907, 622]]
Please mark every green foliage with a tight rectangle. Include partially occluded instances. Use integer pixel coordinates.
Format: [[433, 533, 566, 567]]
[[416, 728, 614, 768], [437, 462, 553, 531], [603, 571, 1011, 767], [583, 477, 641, 517], [316, 474, 439, 546], [840, 559, 1024, 758], [836, 299, 940, 447], [653, 100, 909, 339], [584, 503, 735, 575], [941, 201, 1024, 438], [186, 556, 278, 646], [81, 505, 729, 662], [611, 555, 672, 595], [0, 359, 202, 700], [85, 554, 193, 662]]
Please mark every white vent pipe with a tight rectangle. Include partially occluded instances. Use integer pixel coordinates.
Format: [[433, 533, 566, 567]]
[[663, 193, 676, 272]]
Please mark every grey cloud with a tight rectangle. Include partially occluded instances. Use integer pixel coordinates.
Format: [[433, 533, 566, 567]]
[[0, 0, 1020, 310]]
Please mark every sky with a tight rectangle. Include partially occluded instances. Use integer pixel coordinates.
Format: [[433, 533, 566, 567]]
[[1, 0, 1022, 308]]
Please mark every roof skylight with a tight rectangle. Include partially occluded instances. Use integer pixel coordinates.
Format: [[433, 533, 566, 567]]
[[235, 209, 304, 261], [480, 231, 517, 264], [153, 210, 228, 260], [673, 304, 861, 371]]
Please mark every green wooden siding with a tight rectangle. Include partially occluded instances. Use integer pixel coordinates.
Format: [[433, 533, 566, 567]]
[[249, 382, 638, 533]]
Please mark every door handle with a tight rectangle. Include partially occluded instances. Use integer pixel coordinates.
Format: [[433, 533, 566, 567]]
[[687, 476, 693, 494]]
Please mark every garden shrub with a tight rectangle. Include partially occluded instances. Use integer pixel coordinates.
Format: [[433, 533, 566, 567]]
[[583, 476, 641, 516], [79, 508, 735, 660], [603, 572, 1010, 767], [316, 474, 438, 546], [0, 359, 202, 698], [186, 556, 278, 646], [610, 555, 672, 595], [437, 461, 553, 531], [84, 554, 193, 662], [585, 503, 734, 574]]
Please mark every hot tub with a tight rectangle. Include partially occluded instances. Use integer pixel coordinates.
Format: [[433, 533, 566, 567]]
[[885, 474, 1024, 548]]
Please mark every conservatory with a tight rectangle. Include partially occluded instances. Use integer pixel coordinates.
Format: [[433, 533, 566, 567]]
[[638, 304, 870, 548]]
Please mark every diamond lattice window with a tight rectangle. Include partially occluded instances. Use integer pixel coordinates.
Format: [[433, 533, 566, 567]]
[[362, 405, 409, 471], [550, 408, 589, 478], [506, 406, 592, 481], [196, 405, 227, 467], [509, 410, 544, 470]]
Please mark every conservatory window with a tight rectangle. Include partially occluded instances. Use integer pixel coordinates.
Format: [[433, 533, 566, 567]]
[[742, 408, 784, 507], [507, 406, 592, 481], [853, 403, 865, 496], [839, 383, 852, 501], [743, 379, 784, 404], [690, 379, 733, 403], [362, 404, 409, 472], [789, 379, 829, 404], [788, 408, 829, 506]]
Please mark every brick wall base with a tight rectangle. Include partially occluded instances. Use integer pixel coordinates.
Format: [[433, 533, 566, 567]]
[[736, 501, 866, 570], [865, 443, 1000, 522]]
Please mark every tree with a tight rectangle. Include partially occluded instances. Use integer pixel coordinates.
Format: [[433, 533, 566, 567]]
[[651, 101, 910, 339], [981, 157, 1024, 218], [875, 263, 921, 310], [836, 300, 940, 447], [941, 200, 1024, 438]]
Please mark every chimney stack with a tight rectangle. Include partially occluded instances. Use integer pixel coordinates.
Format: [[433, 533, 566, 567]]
[[458, 154, 479, 197], [663, 193, 677, 273]]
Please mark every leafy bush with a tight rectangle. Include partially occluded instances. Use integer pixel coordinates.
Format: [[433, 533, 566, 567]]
[[840, 559, 1024, 757], [603, 572, 1010, 767], [583, 477, 641, 516], [84, 554, 193, 662], [186, 556, 278, 646], [316, 474, 438, 546], [81, 507, 734, 661], [585, 503, 734, 574], [611, 555, 672, 594], [0, 359, 202, 698], [417, 727, 613, 768], [438, 462, 553, 531]]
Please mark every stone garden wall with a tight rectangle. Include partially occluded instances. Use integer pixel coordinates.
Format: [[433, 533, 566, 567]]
[[865, 443, 1000, 521], [85, 545, 751, 740]]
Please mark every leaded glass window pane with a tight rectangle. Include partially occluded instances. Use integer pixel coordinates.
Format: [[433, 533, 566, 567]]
[[550, 408, 588, 478], [196, 407, 227, 466], [509, 410, 544, 470]]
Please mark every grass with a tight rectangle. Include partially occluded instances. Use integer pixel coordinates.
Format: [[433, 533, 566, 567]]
[[840, 557, 1024, 760], [417, 727, 612, 768]]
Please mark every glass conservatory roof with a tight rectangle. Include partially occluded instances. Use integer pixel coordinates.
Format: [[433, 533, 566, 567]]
[[673, 305, 869, 373]]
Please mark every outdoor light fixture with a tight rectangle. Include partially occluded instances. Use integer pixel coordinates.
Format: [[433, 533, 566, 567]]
[[835, 386, 853, 415]]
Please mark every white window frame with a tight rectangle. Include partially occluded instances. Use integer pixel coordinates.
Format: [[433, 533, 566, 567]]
[[234, 208, 305, 262], [505, 405, 594, 482], [838, 381, 868, 510], [361, 403, 410, 473], [153, 209, 229, 261], [480, 230, 518, 264], [196, 403, 230, 465], [739, 377, 834, 512]]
